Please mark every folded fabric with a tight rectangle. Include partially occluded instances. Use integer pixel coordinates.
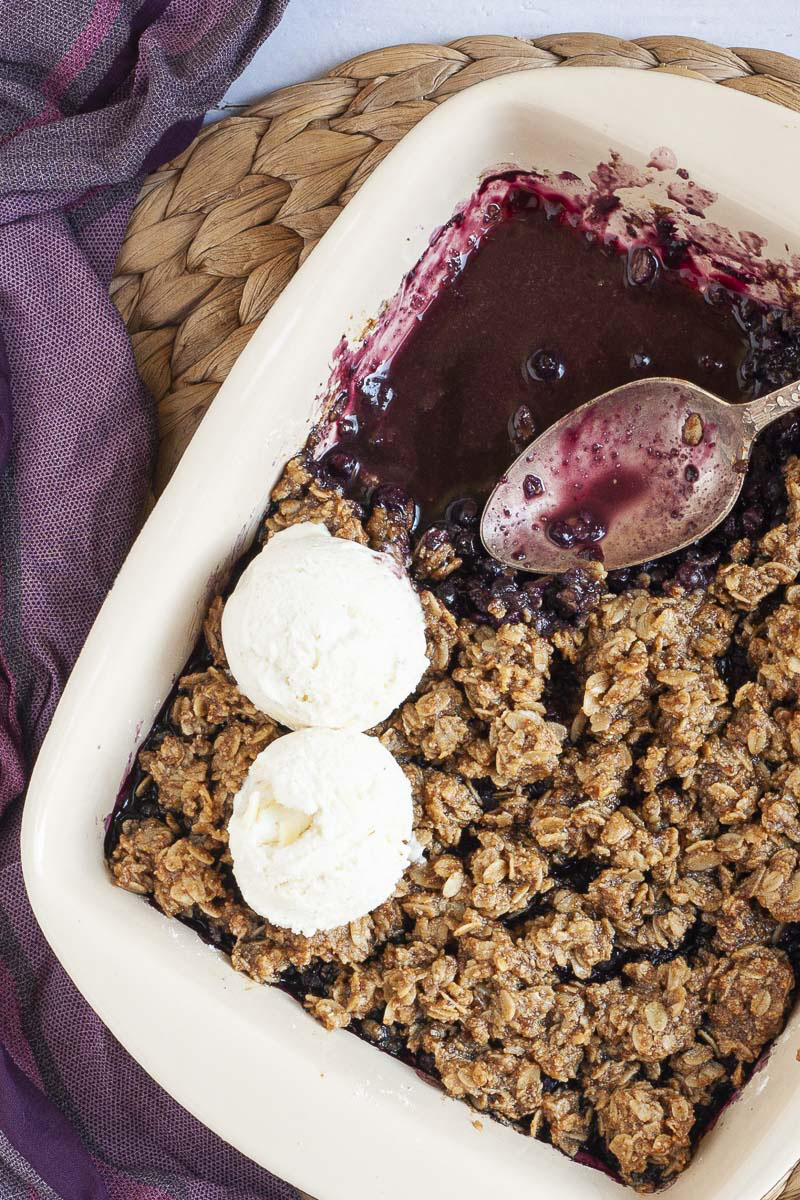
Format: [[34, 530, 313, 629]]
[[0, 2, 299, 1196]]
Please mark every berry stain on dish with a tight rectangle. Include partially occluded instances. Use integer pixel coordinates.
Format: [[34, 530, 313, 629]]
[[107, 157, 800, 1193]]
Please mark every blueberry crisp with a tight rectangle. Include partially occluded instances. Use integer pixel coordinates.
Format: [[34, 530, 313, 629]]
[[108, 177, 800, 1191]]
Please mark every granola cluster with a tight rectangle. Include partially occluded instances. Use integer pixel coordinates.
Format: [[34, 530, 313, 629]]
[[109, 454, 800, 1192]]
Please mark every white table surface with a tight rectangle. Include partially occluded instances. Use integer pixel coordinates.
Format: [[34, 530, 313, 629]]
[[215, 0, 797, 116]]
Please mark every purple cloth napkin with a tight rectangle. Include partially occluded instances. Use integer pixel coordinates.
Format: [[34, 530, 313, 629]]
[[0, 3, 301, 1197]]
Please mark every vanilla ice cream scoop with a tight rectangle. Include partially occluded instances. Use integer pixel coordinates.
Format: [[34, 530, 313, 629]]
[[221, 522, 427, 731], [228, 728, 415, 934]]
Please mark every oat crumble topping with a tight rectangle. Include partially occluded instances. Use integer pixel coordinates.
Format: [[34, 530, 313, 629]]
[[108, 450, 800, 1192]]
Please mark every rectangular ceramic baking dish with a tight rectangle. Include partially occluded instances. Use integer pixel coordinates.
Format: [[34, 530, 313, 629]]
[[22, 67, 800, 1200]]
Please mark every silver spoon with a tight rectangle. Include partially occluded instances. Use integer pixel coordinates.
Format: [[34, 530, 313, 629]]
[[481, 375, 800, 574]]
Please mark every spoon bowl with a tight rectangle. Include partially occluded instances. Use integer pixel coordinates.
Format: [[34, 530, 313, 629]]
[[481, 374, 800, 573]]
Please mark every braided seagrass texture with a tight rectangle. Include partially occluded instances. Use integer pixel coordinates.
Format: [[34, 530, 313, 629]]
[[111, 39, 800, 1195]]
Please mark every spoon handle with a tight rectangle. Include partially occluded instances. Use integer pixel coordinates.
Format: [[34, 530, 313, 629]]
[[741, 378, 800, 436]]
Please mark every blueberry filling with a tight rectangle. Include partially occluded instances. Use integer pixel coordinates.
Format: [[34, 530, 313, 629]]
[[319, 189, 800, 632]]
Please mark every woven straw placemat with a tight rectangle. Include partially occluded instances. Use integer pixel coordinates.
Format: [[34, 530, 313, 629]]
[[110, 33, 800, 1200]]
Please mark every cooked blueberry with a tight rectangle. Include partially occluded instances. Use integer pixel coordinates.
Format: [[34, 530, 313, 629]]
[[336, 412, 359, 438], [526, 348, 565, 382], [322, 449, 360, 485], [466, 581, 493, 617], [735, 297, 763, 332], [446, 496, 479, 526], [471, 557, 502, 581], [530, 611, 556, 636], [546, 510, 605, 549], [626, 246, 659, 286], [370, 1024, 405, 1056], [523, 474, 545, 499], [370, 484, 418, 530], [737, 355, 758, 390], [674, 562, 704, 591], [473, 778, 501, 811], [509, 403, 537, 443], [547, 520, 576, 548], [655, 218, 689, 268], [491, 576, 521, 603], [454, 528, 480, 559], [299, 960, 339, 994], [719, 514, 738, 541], [435, 578, 461, 610], [607, 567, 632, 593], [593, 194, 621, 215], [552, 569, 603, 617], [762, 472, 785, 506], [684, 464, 700, 483], [359, 373, 394, 413], [703, 282, 728, 307], [415, 1050, 438, 1078], [572, 510, 606, 543], [416, 524, 450, 556], [741, 506, 765, 536], [698, 353, 726, 373]]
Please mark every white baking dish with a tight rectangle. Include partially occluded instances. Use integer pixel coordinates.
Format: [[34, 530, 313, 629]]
[[22, 67, 800, 1200]]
